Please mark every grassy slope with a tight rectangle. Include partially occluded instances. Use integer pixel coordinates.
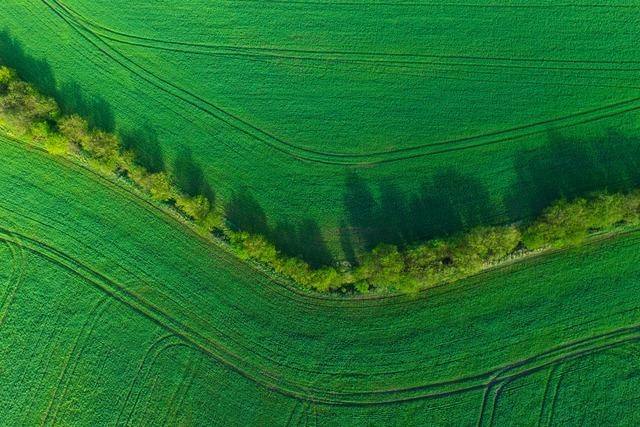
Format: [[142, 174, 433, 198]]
[[2, 1, 640, 256], [2, 137, 640, 425]]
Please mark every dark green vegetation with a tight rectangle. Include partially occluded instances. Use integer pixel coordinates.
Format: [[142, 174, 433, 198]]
[[5, 63, 640, 295], [2, 1, 640, 260], [2, 135, 640, 425]]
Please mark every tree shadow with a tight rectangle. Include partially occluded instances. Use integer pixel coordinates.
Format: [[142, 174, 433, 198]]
[[343, 129, 640, 254], [419, 170, 495, 238], [270, 219, 333, 268], [343, 169, 496, 251], [343, 171, 378, 248], [506, 129, 640, 219], [0, 29, 116, 132], [226, 189, 333, 267], [0, 29, 56, 97], [225, 189, 269, 236], [120, 125, 165, 173], [57, 81, 115, 132], [173, 147, 215, 202], [339, 219, 356, 265]]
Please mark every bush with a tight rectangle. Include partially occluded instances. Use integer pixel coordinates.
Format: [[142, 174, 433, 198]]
[[85, 130, 120, 162], [523, 198, 591, 249], [142, 172, 175, 202], [275, 256, 313, 286], [28, 121, 52, 143], [0, 80, 58, 123], [58, 115, 90, 148], [239, 233, 278, 264], [27, 121, 69, 155], [586, 192, 629, 229], [354, 280, 370, 294], [176, 194, 210, 221], [459, 225, 521, 263], [311, 267, 342, 292], [621, 190, 640, 225], [199, 210, 224, 232], [0, 66, 16, 91], [359, 244, 405, 289]]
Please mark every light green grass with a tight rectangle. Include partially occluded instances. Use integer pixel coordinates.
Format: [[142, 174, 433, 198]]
[[2, 135, 640, 425], [2, 1, 640, 256]]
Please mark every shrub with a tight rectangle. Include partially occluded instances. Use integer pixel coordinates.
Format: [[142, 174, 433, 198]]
[[28, 121, 70, 155], [0, 66, 16, 91], [359, 244, 405, 289], [311, 267, 342, 292], [28, 121, 52, 143], [176, 194, 210, 221], [405, 240, 449, 273], [523, 198, 590, 249], [460, 225, 521, 263], [586, 192, 629, 229], [44, 134, 70, 155], [354, 280, 370, 294], [0, 80, 58, 123], [142, 172, 175, 202], [275, 256, 313, 286], [58, 115, 90, 149], [239, 233, 278, 263], [199, 210, 224, 232], [621, 190, 640, 225], [85, 130, 120, 162]]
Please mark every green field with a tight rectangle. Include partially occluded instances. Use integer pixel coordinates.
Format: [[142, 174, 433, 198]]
[[3, 2, 640, 425], [2, 136, 640, 425], [2, 1, 640, 259]]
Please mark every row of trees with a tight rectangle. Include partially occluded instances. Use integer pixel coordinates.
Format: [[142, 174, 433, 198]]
[[224, 190, 640, 294], [0, 65, 221, 229], [2, 64, 640, 295]]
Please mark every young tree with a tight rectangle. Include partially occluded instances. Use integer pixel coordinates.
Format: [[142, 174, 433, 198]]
[[58, 114, 90, 148], [143, 172, 175, 202], [360, 243, 405, 289], [0, 66, 16, 91], [176, 194, 210, 221], [85, 130, 120, 162], [0, 80, 58, 123]]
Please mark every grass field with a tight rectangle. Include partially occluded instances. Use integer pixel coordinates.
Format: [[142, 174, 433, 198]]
[[2, 1, 640, 259], [2, 135, 640, 425], [2, 2, 640, 424]]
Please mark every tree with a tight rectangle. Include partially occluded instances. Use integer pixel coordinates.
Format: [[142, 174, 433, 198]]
[[58, 114, 90, 148], [0, 66, 16, 91], [360, 243, 405, 289], [85, 130, 120, 162], [143, 172, 175, 202], [176, 194, 210, 221], [0, 80, 58, 123]]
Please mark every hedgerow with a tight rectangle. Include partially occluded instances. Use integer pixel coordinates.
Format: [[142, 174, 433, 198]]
[[2, 63, 640, 295]]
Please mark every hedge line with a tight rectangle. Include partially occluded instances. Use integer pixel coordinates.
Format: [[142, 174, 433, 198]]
[[2, 64, 639, 295]]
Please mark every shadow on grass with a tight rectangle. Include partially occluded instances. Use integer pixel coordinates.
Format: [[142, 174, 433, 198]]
[[343, 169, 496, 251], [0, 30, 115, 131], [341, 128, 640, 256], [4, 29, 640, 265], [225, 189, 333, 268], [120, 125, 165, 173], [173, 147, 215, 202], [506, 129, 640, 219]]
